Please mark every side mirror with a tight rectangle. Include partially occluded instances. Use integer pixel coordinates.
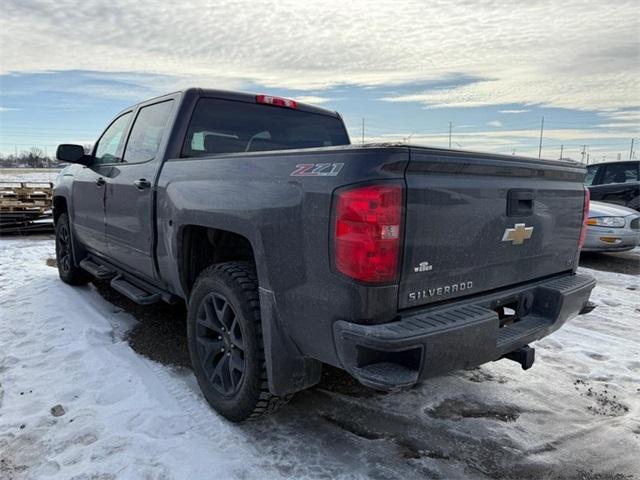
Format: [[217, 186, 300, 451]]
[[56, 144, 91, 165]]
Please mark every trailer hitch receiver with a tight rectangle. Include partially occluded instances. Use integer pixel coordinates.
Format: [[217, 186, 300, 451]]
[[503, 345, 535, 370]]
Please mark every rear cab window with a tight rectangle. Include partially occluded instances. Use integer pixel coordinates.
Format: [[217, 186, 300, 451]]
[[181, 98, 350, 157]]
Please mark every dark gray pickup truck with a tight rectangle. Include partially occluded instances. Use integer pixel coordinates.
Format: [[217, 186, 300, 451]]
[[54, 88, 595, 421]]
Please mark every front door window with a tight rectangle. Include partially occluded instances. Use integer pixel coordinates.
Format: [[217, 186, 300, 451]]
[[94, 112, 132, 165]]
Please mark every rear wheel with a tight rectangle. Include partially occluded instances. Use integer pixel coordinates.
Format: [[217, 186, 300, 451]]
[[55, 213, 92, 286], [187, 262, 290, 422]]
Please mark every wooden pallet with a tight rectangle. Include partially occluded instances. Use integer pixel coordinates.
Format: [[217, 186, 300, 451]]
[[0, 182, 53, 211]]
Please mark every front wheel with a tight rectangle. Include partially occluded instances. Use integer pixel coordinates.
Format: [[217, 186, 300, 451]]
[[187, 262, 290, 422], [55, 213, 92, 286]]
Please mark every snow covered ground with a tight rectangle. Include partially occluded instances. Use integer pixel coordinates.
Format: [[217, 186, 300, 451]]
[[0, 169, 60, 184], [1, 237, 639, 480]]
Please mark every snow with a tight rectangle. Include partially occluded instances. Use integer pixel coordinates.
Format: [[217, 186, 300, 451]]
[[0, 169, 60, 184], [1, 237, 639, 480]]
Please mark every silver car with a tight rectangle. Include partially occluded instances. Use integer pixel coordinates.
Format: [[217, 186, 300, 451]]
[[582, 201, 640, 252]]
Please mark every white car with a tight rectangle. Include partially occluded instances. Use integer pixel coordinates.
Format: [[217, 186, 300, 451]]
[[582, 201, 640, 252]]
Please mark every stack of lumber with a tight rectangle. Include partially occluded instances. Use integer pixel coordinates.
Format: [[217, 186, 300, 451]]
[[0, 182, 54, 234]]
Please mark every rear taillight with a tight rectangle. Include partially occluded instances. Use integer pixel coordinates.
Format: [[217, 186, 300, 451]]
[[256, 94, 298, 109], [578, 187, 590, 249], [333, 183, 403, 284]]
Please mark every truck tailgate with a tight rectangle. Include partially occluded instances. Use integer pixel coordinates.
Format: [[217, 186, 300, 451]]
[[399, 148, 586, 310]]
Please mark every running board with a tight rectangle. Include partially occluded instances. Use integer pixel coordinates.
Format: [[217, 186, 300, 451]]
[[79, 258, 116, 280], [110, 275, 161, 305]]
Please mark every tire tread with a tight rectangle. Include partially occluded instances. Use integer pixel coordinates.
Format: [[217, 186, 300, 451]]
[[191, 261, 290, 421]]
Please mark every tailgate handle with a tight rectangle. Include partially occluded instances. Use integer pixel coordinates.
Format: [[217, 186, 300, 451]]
[[507, 189, 534, 216]]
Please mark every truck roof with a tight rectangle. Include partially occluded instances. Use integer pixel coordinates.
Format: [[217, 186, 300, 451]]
[[121, 87, 341, 119]]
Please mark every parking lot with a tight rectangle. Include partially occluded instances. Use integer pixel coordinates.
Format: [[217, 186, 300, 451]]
[[1, 235, 638, 479]]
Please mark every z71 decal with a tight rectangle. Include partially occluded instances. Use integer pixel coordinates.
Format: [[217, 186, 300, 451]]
[[290, 163, 344, 177]]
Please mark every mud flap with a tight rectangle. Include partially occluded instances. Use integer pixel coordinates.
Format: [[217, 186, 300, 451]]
[[259, 287, 321, 396]]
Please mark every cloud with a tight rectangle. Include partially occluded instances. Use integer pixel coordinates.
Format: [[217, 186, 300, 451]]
[[597, 108, 640, 124], [487, 120, 503, 127], [596, 122, 640, 130], [0, 0, 637, 113], [499, 109, 530, 114], [381, 73, 637, 111], [0, 106, 20, 112], [292, 95, 334, 105]]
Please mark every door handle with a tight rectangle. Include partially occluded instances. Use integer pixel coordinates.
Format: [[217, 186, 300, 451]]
[[507, 189, 534, 216], [96, 177, 106, 187], [134, 178, 151, 190]]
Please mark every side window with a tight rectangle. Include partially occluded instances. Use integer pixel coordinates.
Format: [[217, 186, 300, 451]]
[[601, 163, 639, 184], [123, 100, 174, 163], [94, 112, 132, 165], [584, 166, 598, 186]]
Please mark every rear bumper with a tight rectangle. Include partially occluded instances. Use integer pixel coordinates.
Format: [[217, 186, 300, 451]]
[[333, 273, 596, 390]]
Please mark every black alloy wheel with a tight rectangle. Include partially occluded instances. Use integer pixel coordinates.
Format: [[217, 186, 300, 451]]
[[195, 292, 246, 396], [55, 213, 92, 285]]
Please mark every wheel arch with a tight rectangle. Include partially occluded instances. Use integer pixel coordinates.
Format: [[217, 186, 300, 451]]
[[52, 195, 68, 225], [177, 224, 265, 297]]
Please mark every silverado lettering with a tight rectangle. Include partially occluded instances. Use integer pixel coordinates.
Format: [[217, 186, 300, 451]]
[[408, 281, 474, 301]]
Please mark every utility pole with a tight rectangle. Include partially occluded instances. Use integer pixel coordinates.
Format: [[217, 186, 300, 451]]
[[630, 138, 635, 160], [538, 116, 544, 158], [361, 118, 365, 146], [617, 153, 621, 161], [448, 121, 452, 149], [586, 153, 590, 165], [559, 145, 563, 160], [580, 145, 587, 163]]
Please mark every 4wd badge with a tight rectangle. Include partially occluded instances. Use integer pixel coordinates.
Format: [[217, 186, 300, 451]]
[[290, 163, 344, 177]]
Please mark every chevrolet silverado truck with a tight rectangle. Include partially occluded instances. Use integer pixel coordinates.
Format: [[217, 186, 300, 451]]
[[53, 88, 596, 422]]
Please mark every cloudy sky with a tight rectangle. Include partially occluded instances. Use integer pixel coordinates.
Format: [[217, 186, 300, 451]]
[[0, 0, 638, 161]]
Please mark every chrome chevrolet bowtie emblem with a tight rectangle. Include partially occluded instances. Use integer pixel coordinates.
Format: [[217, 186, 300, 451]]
[[502, 223, 534, 245]]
